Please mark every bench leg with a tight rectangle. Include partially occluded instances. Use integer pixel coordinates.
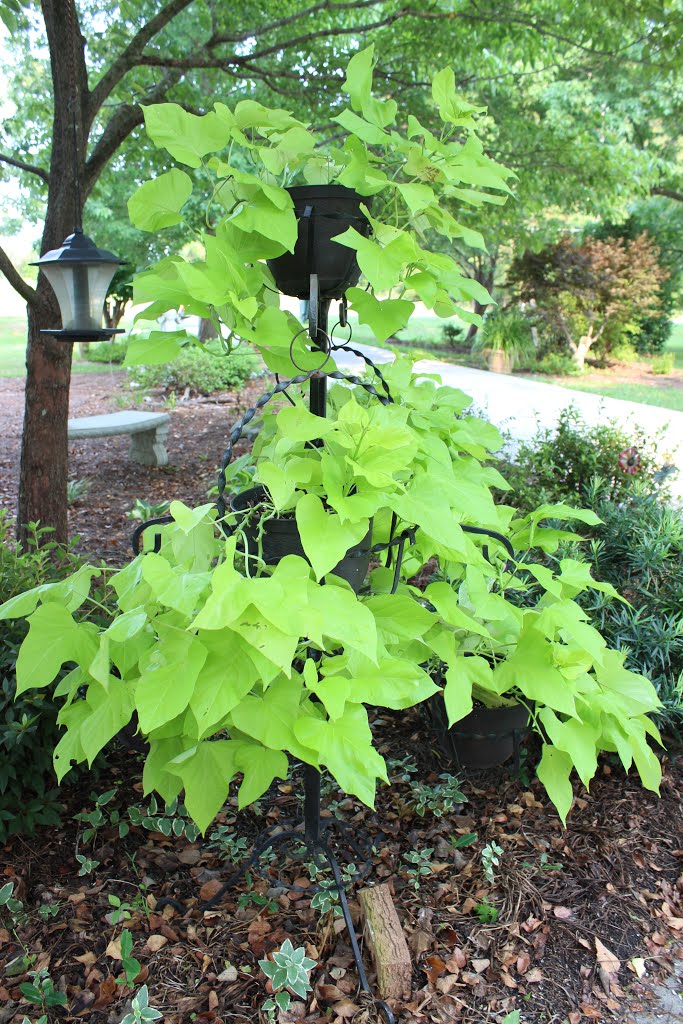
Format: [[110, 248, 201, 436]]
[[128, 424, 169, 467]]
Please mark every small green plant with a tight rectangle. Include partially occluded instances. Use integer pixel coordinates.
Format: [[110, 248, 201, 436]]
[[408, 773, 465, 817], [403, 848, 434, 891], [307, 859, 356, 918], [207, 452, 256, 500], [520, 851, 562, 873], [108, 894, 133, 924], [207, 827, 249, 863], [66, 478, 91, 505], [259, 938, 316, 1022], [19, 968, 67, 1015], [481, 841, 503, 883], [126, 499, 172, 523], [441, 321, 468, 351], [450, 832, 478, 849], [651, 352, 675, 375], [0, 879, 28, 928], [75, 852, 100, 876], [117, 928, 142, 986], [119, 985, 162, 1023], [74, 788, 120, 842], [127, 794, 201, 841], [237, 890, 278, 913], [386, 755, 419, 782], [473, 896, 499, 924]]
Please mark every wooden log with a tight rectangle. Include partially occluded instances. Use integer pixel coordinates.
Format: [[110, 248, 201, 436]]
[[358, 883, 412, 1001]]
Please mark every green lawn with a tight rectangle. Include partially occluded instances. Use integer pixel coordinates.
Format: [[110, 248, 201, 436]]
[[0, 316, 119, 377], [556, 379, 683, 412]]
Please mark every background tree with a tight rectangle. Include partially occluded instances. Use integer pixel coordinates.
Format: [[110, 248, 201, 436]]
[[510, 233, 667, 369]]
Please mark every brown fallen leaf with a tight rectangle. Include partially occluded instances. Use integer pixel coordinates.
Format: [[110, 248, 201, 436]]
[[525, 968, 544, 983], [444, 948, 467, 972], [332, 998, 361, 1018], [516, 953, 531, 974], [422, 954, 446, 986], [595, 937, 620, 975], [145, 935, 168, 953], [74, 951, 98, 966], [471, 958, 490, 974], [105, 936, 122, 961], [199, 879, 223, 902], [553, 906, 573, 919], [92, 974, 118, 1010]]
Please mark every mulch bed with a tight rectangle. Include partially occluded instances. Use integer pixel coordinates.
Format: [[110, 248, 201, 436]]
[[0, 371, 267, 564], [1, 714, 682, 1024], [1, 374, 683, 1024]]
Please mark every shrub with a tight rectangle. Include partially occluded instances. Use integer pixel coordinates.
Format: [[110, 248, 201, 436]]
[[473, 307, 535, 366], [0, 515, 86, 838], [440, 321, 469, 351], [128, 344, 261, 395], [651, 352, 675, 375], [502, 404, 670, 513], [534, 352, 581, 376], [85, 340, 128, 364]]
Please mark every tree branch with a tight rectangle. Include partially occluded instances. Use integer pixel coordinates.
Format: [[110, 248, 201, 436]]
[[0, 244, 37, 307], [88, 0, 196, 122], [651, 186, 683, 202], [85, 70, 182, 192], [0, 152, 49, 182]]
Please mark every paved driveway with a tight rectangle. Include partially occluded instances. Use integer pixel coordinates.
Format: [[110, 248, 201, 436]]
[[335, 343, 683, 499]]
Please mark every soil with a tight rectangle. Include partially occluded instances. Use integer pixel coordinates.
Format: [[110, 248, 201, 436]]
[[0, 372, 268, 564], [1, 373, 683, 1024]]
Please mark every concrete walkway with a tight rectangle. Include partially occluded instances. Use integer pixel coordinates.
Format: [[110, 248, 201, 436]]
[[335, 343, 683, 499]]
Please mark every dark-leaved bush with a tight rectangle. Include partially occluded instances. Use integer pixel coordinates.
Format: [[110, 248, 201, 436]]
[[129, 343, 261, 395], [0, 515, 87, 838], [503, 403, 669, 513]]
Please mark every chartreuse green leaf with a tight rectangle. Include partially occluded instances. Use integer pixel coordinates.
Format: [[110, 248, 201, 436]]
[[343, 657, 438, 710], [537, 708, 598, 790], [233, 740, 289, 809], [341, 45, 397, 128], [143, 104, 231, 167], [80, 679, 135, 765], [189, 637, 259, 738], [0, 563, 99, 620], [537, 744, 574, 823], [230, 674, 319, 764], [346, 288, 414, 343], [124, 330, 187, 366], [167, 740, 237, 833], [432, 67, 486, 126], [143, 736, 185, 806], [53, 701, 91, 782], [294, 704, 387, 808], [15, 604, 98, 695], [443, 656, 497, 725], [295, 495, 369, 581], [136, 629, 207, 733], [128, 169, 193, 231]]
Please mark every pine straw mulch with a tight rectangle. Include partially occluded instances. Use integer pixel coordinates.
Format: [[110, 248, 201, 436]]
[[1, 710, 682, 1024]]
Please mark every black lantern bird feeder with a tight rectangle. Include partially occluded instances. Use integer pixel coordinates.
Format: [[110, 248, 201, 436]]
[[32, 227, 125, 342]]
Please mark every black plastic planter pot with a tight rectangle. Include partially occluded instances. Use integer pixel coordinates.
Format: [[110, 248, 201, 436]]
[[267, 185, 370, 299], [230, 486, 372, 592], [426, 693, 531, 770]]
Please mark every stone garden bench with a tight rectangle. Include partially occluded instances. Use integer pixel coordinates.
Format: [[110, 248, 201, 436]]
[[67, 411, 171, 466]]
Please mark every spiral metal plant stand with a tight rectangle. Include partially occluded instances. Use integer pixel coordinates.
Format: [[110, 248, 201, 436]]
[[130, 197, 520, 1021]]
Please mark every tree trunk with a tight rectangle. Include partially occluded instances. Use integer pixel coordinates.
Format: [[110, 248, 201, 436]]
[[465, 259, 496, 344], [17, 0, 87, 546]]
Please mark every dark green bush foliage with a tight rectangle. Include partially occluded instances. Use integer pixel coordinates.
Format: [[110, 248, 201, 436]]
[[0, 515, 86, 838], [502, 404, 668, 513], [440, 321, 469, 351], [129, 344, 261, 395], [85, 340, 128, 364]]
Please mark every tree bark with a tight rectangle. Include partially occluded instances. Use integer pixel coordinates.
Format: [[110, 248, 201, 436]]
[[17, 0, 87, 546]]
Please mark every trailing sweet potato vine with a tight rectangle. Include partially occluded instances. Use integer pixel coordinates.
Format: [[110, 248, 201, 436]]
[[1, 50, 662, 830]]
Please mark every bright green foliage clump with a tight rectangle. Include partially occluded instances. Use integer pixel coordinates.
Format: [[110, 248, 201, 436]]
[[125, 45, 513, 368], [0, 367, 663, 830]]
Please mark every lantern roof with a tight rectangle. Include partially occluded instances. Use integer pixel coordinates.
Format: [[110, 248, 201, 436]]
[[32, 228, 124, 267]]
